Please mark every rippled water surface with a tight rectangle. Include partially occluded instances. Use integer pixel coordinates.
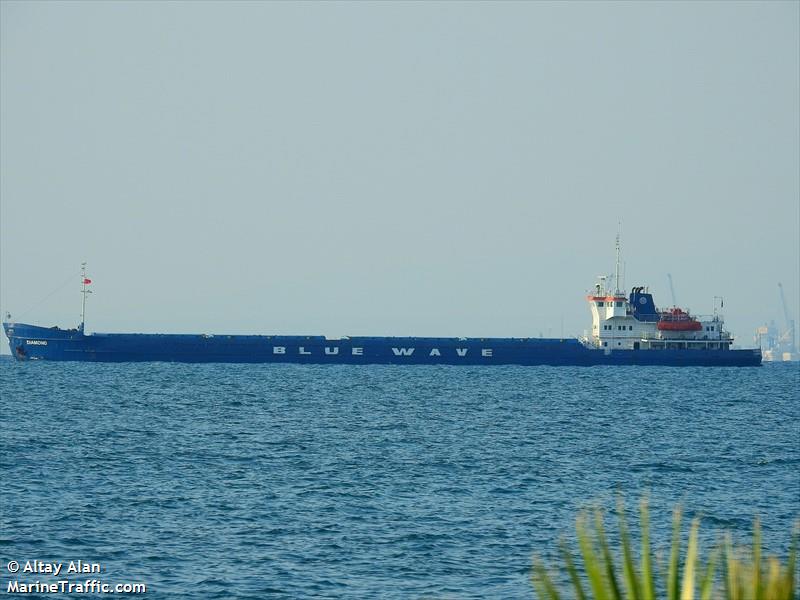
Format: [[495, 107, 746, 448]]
[[1, 359, 798, 598]]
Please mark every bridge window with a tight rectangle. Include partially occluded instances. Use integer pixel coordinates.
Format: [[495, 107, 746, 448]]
[[597, 301, 604, 307], [616, 301, 623, 307]]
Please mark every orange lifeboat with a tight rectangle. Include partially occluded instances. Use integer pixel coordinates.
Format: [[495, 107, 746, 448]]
[[657, 308, 702, 331]]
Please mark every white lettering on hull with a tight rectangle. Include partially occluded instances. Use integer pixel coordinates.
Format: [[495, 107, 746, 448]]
[[392, 348, 415, 356], [266, 346, 493, 358], [26, 340, 47, 345]]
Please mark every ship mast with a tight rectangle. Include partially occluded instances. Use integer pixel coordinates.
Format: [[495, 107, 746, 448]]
[[614, 231, 621, 294], [79, 262, 91, 332]]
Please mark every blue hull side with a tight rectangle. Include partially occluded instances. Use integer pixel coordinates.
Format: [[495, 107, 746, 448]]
[[3, 323, 762, 366]]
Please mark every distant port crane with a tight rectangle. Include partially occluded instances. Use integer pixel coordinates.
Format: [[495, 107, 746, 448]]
[[758, 283, 798, 361], [777, 283, 797, 355]]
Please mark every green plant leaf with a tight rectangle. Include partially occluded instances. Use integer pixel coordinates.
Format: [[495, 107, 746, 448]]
[[577, 512, 610, 600], [698, 545, 719, 600], [724, 533, 741, 600], [668, 506, 683, 600], [617, 497, 640, 600], [753, 517, 762, 600], [640, 498, 656, 600], [680, 518, 699, 600], [532, 557, 562, 600], [559, 539, 587, 600], [594, 509, 623, 600], [784, 523, 797, 600], [531, 498, 797, 600]]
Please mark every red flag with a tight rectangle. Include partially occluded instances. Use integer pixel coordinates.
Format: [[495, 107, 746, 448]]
[[83, 278, 92, 284]]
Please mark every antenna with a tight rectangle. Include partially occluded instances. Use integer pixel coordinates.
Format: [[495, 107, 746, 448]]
[[80, 262, 92, 333], [713, 296, 724, 320], [622, 261, 626, 295], [667, 273, 678, 307], [614, 227, 621, 294]]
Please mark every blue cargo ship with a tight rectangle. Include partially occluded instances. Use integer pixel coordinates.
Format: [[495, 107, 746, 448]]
[[2, 259, 762, 367]]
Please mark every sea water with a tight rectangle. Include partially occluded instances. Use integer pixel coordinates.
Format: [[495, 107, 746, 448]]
[[1, 359, 798, 598]]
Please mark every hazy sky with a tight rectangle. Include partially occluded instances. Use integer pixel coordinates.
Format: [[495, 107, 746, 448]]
[[1, 1, 798, 353]]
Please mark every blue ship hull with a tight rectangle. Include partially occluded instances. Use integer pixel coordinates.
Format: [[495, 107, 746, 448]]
[[3, 322, 762, 366]]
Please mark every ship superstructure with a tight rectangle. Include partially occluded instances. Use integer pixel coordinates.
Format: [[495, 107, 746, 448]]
[[586, 280, 731, 352], [583, 237, 734, 353]]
